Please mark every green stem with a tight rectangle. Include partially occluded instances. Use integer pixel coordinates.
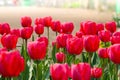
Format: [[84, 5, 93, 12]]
[[73, 55, 76, 64], [38, 34, 41, 37], [115, 64, 118, 80], [32, 35, 35, 41], [36, 62, 39, 80], [88, 52, 92, 66]]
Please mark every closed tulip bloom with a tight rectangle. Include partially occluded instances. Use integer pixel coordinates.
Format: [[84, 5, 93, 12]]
[[34, 24, 44, 35], [71, 63, 91, 80], [51, 20, 61, 32], [84, 35, 100, 52], [43, 16, 52, 27], [0, 50, 25, 77], [37, 36, 48, 47], [98, 48, 108, 58], [105, 21, 116, 33], [66, 37, 83, 55], [108, 44, 120, 64], [0, 48, 7, 53], [61, 22, 74, 34], [56, 52, 66, 63], [20, 27, 33, 39], [10, 28, 20, 37], [98, 30, 111, 42], [50, 63, 69, 80], [0, 23, 10, 35], [1, 34, 18, 50], [96, 23, 104, 33], [21, 16, 32, 27], [27, 41, 47, 60], [80, 21, 97, 35], [34, 17, 44, 25], [56, 34, 72, 48], [75, 31, 83, 38], [110, 36, 120, 44], [113, 31, 120, 36], [91, 67, 102, 78]]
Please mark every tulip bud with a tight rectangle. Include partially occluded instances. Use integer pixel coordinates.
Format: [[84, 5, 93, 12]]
[[55, 52, 66, 63], [21, 16, 32, 27], [34, 17, 44, 25], [113, 31, 120, 36], [0, 23, 10, 35], [34, 24, 44, 35], [110, 36, 120, 44], [37, 36, 48, 47], [10, 28, 20, 37], [96, 23, 104, 33], [43, 16, 52, 27], [105, 21, 116, 33], [91, 67, 102, 78], [98, 48, 108, 58], [50, 20, 61, 32], [75, 31, 83, 38]]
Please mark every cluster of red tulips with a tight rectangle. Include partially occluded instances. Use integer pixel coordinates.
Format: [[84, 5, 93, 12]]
[[0, 16, 119, 80]]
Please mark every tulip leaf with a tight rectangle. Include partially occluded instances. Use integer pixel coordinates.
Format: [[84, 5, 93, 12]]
[[51, 46, 57, 63]]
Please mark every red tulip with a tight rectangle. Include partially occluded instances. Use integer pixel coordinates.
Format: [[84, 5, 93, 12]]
[[0, 48, 7, 53], [27, 41, 47, 60], [37, 36, 48, 47], [10, 28, 20, 37], [1, 34, 18, 50], [56, 52, 66, 63], [113, 31, 120, 36], [21, 16, 32, 27], [34, 24, 44, 35], [51, 20, 61, 32], [80, 21, 97, 35], [34, 17, 44, 25], [0, 23, 10, 35], [110, 36, 120, 44], [105, 21, 116, 33], [56, 34, 72, 48], [61, 22, 74, 34], [98, 48, 108, 58], [84, 35, 100, 52], [71, 63, 91, 80], [108, 44, 120, 64], [96, 23, 104, 33], [66, 37, 83, 55], [91, 67, 102, 78], [0, 50, 25, 77], [20, 27, 33, 39], [50, 63, 69, 80], [43, 16, 52, 27], [75, 31, 83, 38], [98, 30, 111, 42]]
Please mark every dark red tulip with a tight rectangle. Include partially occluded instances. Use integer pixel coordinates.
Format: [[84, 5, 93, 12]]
[[80, 21, 97, 35], [105, 21, 116, 33], [113, 31, 120, 36], [56, 33, 72, 48], [66, 37, 83, 55], [110, 36, 120, 44], [75, 31, 83, 38], [71, 63, 91, 80], [34, 17, 44, 25], [0, 50, 25, 77], [0, 23, 10, 35], [91, 67, 102, 78], [34, 24, 44, 35], [50, 63, 69, 80], [21, 16, 32, 27], [98, 30, 111, 42], [43, 16, 52, 27], [20, 27, 33, 39], [96, 23, 104, 33], [37, 36, 48, 47], [10, 28, 20, 37], [1, 34, 18, 50], [98, 48, 108, 58], [84, 35, 100, 52], [51, 20, 61, 32], [108, 44, 120, 64], [56, 52, 66, 63], [61, 22, 74, 34], [27, 41, 47, 60]]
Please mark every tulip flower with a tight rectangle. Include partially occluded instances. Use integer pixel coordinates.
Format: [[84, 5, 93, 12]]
[[80, 21, 97, 35], [96, 23, 104, 33], [84, 35, 100, 52], [51, 20, 61, 33], [71, 63, 91, 80], [37, 36, 48, 47], [21, 16, 32, 27], [91, 67, 102, 78], [110, 36, 120, 44], [34, 17, 44, 25], [43, 16, 52, 27], [0, 23, 10, 35], [10, 28, 20, 37], [113, 31, 120, 36], [66, 37, 83, 55], [98, 48, 108, 59], [1, 34, 18, 50], [0, 50, 25, 77], [0, 47, 7, 53], [108, 44, 120, 64], [98, 30, 111, 42], [56, 33, 72, 48], [105, 21, 116, 33], [27, 41, 47, 60], [61, 22, 74, 34], [55, 52, 66, 63], [20, 27, 33, 40], [34, 24, 44, 36], [75, 31, 83, 38], [50, 63, 69, 80]]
